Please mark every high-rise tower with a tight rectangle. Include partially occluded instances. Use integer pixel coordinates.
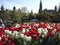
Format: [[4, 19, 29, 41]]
[[55, 5, 57, 12], [39, 0, 42, 13]]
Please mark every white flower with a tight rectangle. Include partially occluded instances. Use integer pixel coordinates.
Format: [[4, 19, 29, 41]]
[[47, 26, 50, 29], [26, 29, 29, 32], [19, 34, 24, 38], [22, 28, 26, 33], [42, 35, 45, 38], [11, 31, 19, 38], [26, 36, 31, 41], [5, 30, 9, 33], [9, 31, 12, 34], [38, 28, 48, 36], [25, 35, 32, 41], [35, 23, 39, 27], [33, 34, 37, 37], [0, 37, 1, 41], [13, 31, 18, 34], [15, 24, 20, 28], [52, 29, 56, 34], [43, 29, 48, 35], [38, 28, 43, 34], [5, 30, 10, 34]]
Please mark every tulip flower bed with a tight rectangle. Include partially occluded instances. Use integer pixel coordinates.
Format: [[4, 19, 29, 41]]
[[0, 22, 60, 45]]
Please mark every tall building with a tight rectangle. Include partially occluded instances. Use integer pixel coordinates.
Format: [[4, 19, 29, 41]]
[[39, 0, 57, 14], [39, 0, 42, 13], [55, 5, 57, 12], [13, 6, 16, 11]]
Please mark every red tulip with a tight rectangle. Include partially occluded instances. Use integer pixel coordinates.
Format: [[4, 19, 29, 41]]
[[1, 36, 6, 42], [8, 35, 12, 40], [47, 32, 54, 38], [0, 41, 5, 45], [8, 40, 14, 45]]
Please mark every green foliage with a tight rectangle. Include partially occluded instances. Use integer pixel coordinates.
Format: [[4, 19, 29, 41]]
[[28, 13, 33, 20], [16, 10, 22, 22], [1, 5, 4, 11], [1, 11, 11, 20]]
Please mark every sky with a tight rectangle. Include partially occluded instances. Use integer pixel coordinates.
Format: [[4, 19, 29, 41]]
[[0, 0, 60, 13]]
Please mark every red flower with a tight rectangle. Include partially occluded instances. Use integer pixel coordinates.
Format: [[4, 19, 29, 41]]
[[0, 41, 5, 45], [8, 40, 14, 45], [1, 36, 6, 42], [8, 35, 12, 40], [0, 33, 3, 37], [10, 42, 14, 45], [12, 40, 16, 43], [47, 32, 54, 38], [24, 32, 30, 36], [31, 35, 38, 41], [9, 27, 15, 33]]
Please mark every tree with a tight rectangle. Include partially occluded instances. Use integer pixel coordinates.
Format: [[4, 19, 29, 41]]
[[12, 6, 17, 21], [1, 10, 11, 20], [16, 9, 22, 22], [54, 12, 60, 22], [0, 5, 4, 19], [1, 5, 4, 11], [13, 6, 16, 11], [28, 10, 34, 20], [21, 7, 28, 13], [37, 11, 51, 22]]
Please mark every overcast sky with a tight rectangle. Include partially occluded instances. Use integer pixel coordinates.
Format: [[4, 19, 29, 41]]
[[0, 0, 60, 13]]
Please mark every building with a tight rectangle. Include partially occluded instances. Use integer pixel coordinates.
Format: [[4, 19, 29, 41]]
[[44, 9, 56, 14], [39, 0, 57, 14], [39, 0, 42, 13], [38, 0, 58, 22]]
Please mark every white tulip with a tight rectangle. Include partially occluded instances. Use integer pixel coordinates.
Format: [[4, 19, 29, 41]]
[[47, 26, 50, 29], [0, 37, 1, 41], [13, 31, 18, 34], [9, 31, 12, 34], [20, 34, 24, 38], [52, 29, 56, 34], [22, 28, 25, 33], [35, 23, 39, 27], [12, 31, 19, 38], [25, 36, 32, 41], [26, 29, 29, 32], [5, 30, 9, 33], [42, 35, 45, 38], [43, 32, 46, 35], [15, 24, 20, 28], [38, 28, 43, 34]]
